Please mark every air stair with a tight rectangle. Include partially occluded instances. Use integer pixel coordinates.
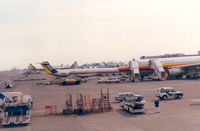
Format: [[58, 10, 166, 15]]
[[150, 59, 167, 80], [76, 94, 85, 115], [100, 89, 112, 112], [63, 94, 73, 114], [91, 98, 101, 113], [129, 60, 140, 82], [84, 94, 92, 113]]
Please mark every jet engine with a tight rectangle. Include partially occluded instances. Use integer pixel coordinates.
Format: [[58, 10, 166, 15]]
[[168, 68, 184, 76]]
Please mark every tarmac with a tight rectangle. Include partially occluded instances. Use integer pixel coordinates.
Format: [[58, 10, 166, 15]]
[[1, 71, 200, 131]]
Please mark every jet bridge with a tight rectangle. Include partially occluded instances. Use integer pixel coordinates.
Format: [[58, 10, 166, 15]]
[[129, 60, 140, 82], [150, 59, 167, 81]]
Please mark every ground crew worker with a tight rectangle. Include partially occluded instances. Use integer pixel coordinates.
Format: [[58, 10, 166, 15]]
[[154, 99, 160, 113]]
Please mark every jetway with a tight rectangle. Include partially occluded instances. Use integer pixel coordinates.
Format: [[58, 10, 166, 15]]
[[129, 60, 140, 82], [150, 59, 167, 80]]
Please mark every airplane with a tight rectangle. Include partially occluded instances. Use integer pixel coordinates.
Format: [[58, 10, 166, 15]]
[[28, 64, 44, 72], [40, 55, 200, 82], [127, 55, 200, 81], [40, 61, 123, 78], [29, 61, 78, 73]]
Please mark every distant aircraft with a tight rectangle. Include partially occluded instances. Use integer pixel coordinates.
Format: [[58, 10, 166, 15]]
[[53, 61, 77, 70], [28, 64, 44, 72], [29, 61, 78, 73]]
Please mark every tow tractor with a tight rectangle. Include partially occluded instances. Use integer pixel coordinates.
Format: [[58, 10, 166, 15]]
[[120, 99, 147, 114], [60, 78, 81, 86]]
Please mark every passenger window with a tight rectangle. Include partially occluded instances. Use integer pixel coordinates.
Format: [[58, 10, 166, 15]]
[[125, 94, 129, 97]]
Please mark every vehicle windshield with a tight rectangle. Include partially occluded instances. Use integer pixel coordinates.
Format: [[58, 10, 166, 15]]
[[171, 89, 175, 92]]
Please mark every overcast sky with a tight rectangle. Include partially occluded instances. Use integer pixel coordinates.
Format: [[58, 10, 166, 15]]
[[0, 0, 200, 70]]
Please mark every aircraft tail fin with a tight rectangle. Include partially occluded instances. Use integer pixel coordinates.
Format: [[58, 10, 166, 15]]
[[40, 61, 58, 74], [71, 61, 77, 69], [28, 64, 37, 71]]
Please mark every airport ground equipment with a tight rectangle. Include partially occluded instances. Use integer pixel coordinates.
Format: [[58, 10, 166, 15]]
[[115, 92, 143, 102], [84, 94, 92, 113], [98, 77, 120, 84], [0, 92, 33, 109], [91, 98, 102, 112], [59, 89, 112, 115], [14, 78, 46, 82], [63, 94, 73, 115], [100, 89, 112, 111], [60, 78, 81, 86], [76, 94, 85, 114], [150, 59, 167, 81], [156, 87, 183, 100], [45, 105, 57, 115], [120, 100, 147, 114], [129, 60, 140, 82], [4, 81, 12, 89], [1, 103, 30, 126]]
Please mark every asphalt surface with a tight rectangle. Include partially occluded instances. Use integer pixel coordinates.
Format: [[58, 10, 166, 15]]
[[1, 71, 200, 131]]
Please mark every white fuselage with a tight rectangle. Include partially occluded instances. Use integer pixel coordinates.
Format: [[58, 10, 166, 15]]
[[53, 56, 200, 78]]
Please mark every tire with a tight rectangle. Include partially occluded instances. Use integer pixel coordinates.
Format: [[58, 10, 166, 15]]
[[178, 95, 183, 99], [159, 97, 163, 100], [122, 98, 126, 102], [137, 97, 142, 101], [163, 95, 167, 100]]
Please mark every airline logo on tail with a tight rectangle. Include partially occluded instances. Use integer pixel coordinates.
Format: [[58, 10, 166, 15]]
[[71, 61, 77, 69], [40, 61, 58, 74]]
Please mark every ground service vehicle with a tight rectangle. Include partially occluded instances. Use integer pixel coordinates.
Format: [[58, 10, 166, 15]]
[[0, 92, 33, 109], [60, 78, 81, 85], [98, 77, 120, 84], [4, 81, 12, 89], [115, 92, 143, 102], [120, 100, 147, 113], [1, 103, 30, 126], [156, 87, 183, 100]]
